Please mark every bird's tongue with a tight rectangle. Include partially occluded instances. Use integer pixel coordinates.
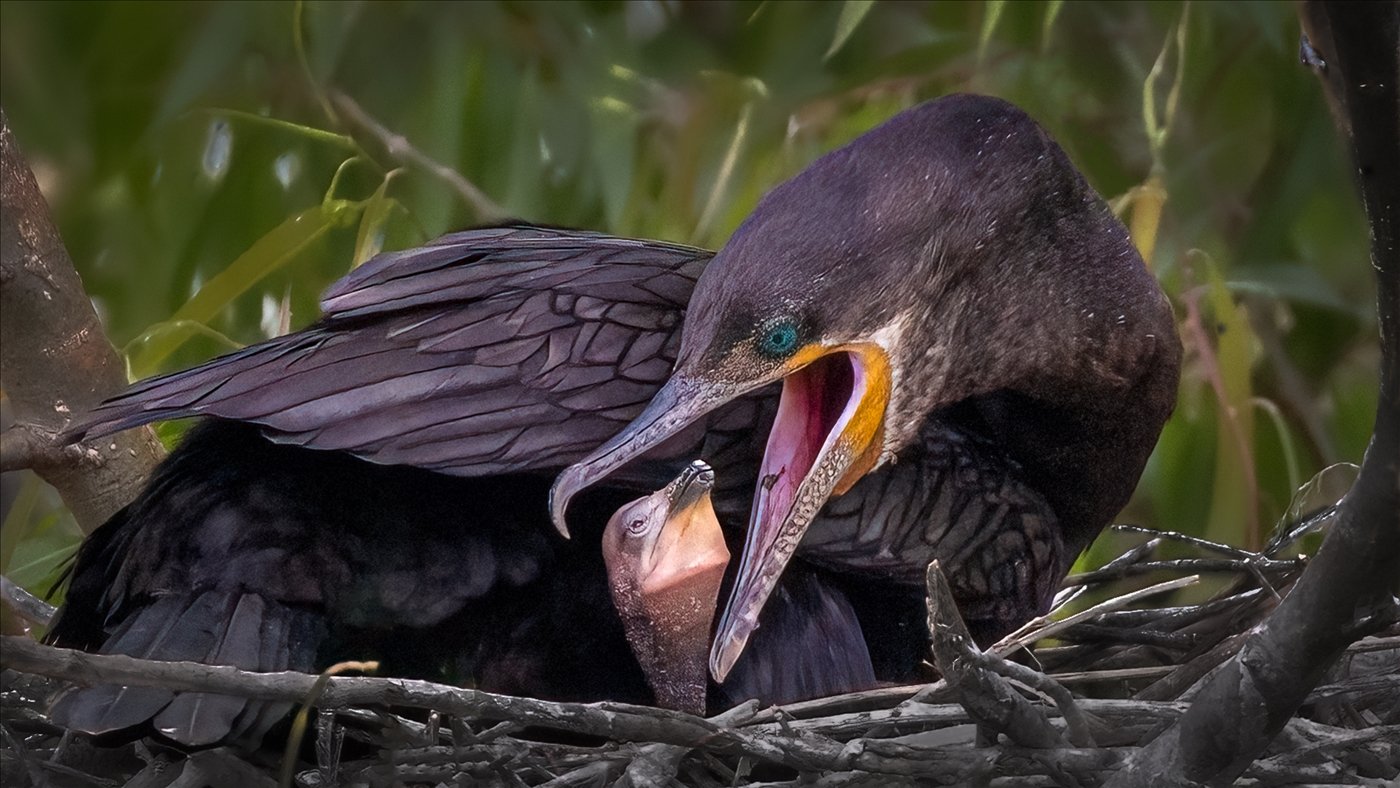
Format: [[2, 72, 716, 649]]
[[752, 354, 856, 543], [711, 352, 860, 681], [712, 348, 888, 682]]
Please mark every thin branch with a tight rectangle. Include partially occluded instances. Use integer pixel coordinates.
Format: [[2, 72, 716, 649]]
[[993, 575, 1201, 655], [0, 636, 857, 774], [1110, 523, 1284, 561], [1064, 556, 1301, 587], [4, 628, 1390, 786], [1, 575, 56, 627], [328, 89, 508, 222]]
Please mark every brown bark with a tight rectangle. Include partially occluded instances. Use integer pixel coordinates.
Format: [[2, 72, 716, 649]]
[[0, 107, 164, 533]]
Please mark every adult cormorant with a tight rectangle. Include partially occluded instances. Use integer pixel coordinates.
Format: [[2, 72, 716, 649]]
[[551, 94, 1180, 677], [48, 93, 1179, 743]]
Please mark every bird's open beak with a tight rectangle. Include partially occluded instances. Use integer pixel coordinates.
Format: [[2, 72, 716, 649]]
[[642, 461, 729, 598], [551, 344, 891, 682], [710, 345, 890, 680]]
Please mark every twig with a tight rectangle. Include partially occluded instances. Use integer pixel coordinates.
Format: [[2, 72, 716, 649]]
[[993, 574, 1201, 654], [745, 697, 1187, 743], [926, 561, 1066, 749], [613, 700, 760, 788], [328, 89, 508, 222], [0, 637, 858, 775], [1064, 557, 1300, 586], [1110, 523, 1285, 562], [0, 574, 56, 627], [764, 681, 955, 721], [1044, 666, 1177, 685]]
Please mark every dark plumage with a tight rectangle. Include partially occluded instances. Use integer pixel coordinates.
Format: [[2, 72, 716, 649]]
[[554, 94, 1179, 676], [49, 421, 877, 745], [49, 93, 1180, 745]]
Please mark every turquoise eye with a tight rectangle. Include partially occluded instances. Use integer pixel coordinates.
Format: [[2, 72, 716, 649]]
[[758, 321, 800, 358]]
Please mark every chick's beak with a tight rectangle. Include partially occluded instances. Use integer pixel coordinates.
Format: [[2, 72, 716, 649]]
[[642, 461, 729, 597]]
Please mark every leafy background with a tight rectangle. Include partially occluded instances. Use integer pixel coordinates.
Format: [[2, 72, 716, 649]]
[[0, 1, 1377, 607]]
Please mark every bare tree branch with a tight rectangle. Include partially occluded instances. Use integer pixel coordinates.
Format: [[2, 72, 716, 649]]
[[1, 574, 56, 627], [0, 636, 858, 774], [0, 107, 164, 534], [328, 89, 509, 223], [5, 629, 1394, 785], [1107, 3, 1400, 785], [926, 560, 1068, 749]]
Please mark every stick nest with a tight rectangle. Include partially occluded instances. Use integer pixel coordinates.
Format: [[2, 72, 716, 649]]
[[3, 515, 1397, 787]]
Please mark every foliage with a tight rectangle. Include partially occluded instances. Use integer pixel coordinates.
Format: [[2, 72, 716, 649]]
[[0, 1, 1377, 602]]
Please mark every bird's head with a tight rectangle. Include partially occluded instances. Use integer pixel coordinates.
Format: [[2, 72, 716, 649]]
[[560, 94, 1177, 682], [602, 461, 729, 714]]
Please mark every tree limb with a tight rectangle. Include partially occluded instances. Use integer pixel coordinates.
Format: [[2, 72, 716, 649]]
[[0, 107, 164, 533], [1107, 3, 1400, 785], [328, 89, 509, 223], [1, 574, 56, 627]]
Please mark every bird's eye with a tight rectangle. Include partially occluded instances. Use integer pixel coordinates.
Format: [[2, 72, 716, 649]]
[[626, 517, 648, 535], [757, 320, 801, 358]]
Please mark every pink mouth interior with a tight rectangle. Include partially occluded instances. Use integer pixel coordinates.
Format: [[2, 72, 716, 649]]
[[740, 353, 859, 595]]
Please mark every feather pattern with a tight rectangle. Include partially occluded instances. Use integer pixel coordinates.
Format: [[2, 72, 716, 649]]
[[67, 227, 714, 479], [52, 223, 1093, 743]]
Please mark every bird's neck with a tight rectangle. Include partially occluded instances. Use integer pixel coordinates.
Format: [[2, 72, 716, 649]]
[[612, 577, 713, 715], [889, 265, 1179, 555]]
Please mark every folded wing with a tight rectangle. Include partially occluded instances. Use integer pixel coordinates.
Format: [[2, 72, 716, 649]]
[[69, 226, 712, 477]]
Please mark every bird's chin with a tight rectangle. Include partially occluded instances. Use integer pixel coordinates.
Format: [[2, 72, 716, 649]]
[[711, 347, 890, 682]]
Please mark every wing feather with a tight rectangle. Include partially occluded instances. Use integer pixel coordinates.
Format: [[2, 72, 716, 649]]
[[68, 226, 714, 477]]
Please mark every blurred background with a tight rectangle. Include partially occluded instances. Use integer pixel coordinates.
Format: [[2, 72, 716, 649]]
[[0, 1, 1377, 604]]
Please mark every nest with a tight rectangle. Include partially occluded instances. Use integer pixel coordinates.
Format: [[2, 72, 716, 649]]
[[3, 516, 1398, 788]]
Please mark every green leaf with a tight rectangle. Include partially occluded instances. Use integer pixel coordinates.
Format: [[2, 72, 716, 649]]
[[124, 320, 245, 380], [825, 0, 876, 61], [1251, 397, 1302, 495], [694, 101, 757, 245], [154, 4, 249, 127], [1203, 258, 1259, 548], [353, 173, 402, 268], [589, 96, 639, 231], [0, 476, 43, 574], [1, 479, 81, 600], [1226, 265, 1359, 316], [204, 108, 357, 151], [1041, 0, 1064, 51], [978, 0, 1006, 63], [134, 202, 356, 372]]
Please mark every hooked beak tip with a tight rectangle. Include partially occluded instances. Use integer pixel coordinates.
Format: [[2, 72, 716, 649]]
[[548, 477, 574, 539]]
